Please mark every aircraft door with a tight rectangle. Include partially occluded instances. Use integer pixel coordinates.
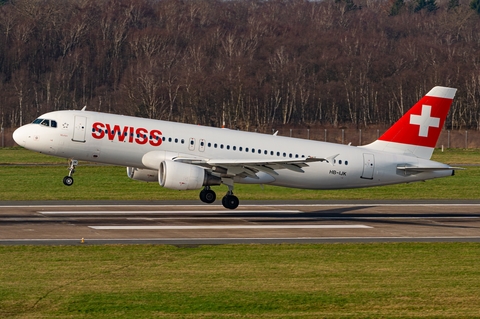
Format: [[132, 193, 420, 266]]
[[72, 116, 87, 143], [188, 138, 195, 151], [361, 153, 375, 179]]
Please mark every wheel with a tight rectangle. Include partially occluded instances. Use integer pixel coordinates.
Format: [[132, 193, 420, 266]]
[[199, 189, 216, 204], [63, 176, 74, 186], [222, 194, 239, 210]]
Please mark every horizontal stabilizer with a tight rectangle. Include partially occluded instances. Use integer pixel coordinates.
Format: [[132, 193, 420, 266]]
[[396, 165, 463, 172]]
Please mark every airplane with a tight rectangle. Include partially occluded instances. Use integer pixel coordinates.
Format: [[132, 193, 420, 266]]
[[13, 86, 459, 209]]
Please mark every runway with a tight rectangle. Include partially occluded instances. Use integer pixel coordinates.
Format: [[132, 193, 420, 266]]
[[1, 201, 480, 245]]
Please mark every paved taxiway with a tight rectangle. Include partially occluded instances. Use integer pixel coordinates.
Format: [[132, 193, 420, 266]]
[[1, 200, 479, 245]]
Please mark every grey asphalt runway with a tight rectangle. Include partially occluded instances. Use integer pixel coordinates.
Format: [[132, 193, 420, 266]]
[[1, 200, 480, 245]]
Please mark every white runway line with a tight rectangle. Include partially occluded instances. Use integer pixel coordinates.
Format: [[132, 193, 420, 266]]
[[40, 210, 302, 216], [89, 225, 372, 230]]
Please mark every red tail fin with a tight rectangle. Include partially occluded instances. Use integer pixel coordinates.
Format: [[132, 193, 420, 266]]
[[364, 86, 457, 159]]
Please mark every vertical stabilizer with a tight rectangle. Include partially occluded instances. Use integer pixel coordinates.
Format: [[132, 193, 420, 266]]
[[363, 86, 457, 159]]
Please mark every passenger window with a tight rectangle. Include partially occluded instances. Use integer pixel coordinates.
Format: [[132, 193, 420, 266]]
[[233, 146, 236, 151], [339, 160, 342, 165], [345, 161, 349, 165]]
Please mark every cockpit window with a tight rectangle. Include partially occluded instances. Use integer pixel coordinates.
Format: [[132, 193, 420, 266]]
[[32, 118, 57, 128]]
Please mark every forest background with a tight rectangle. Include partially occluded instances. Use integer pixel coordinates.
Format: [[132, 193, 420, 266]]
[[1, 0, 480, 142]]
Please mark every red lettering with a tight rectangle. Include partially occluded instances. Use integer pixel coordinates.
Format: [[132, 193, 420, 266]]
[[91, 122, 162, 147], [92, 122, 105, 139], [105, 124, 121, 141], [129, 126, 134, 143], [149, 129, 163, 146], [118, 126, 129, 142], [135, 127, 148, 145]]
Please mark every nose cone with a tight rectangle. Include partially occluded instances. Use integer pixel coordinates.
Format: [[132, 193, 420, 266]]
[[13, 126, 27, 147]]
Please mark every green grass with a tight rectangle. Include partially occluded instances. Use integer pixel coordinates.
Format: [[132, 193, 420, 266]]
[[1, 243, 480, 318], [1, 147, 479, 201], [2, 148, 480, 318]]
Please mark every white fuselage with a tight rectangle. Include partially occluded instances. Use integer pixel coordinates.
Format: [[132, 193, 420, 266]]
[[13, 110, 453, 190]]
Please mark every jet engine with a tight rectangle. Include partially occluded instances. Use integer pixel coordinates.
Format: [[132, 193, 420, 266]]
[[126, 167, 158, 182], [159, 160, 221, 190]]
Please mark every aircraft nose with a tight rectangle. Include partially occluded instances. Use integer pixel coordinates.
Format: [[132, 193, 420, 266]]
[[13, 126, 27, 147]]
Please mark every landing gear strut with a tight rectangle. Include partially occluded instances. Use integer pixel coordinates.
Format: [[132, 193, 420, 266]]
[[63, 159, 78, 186], [199, 186, 216, 204], [198, 184, 240, 209]]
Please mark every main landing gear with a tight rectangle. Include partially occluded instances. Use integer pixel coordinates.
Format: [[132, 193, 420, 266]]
[[199, 186, 239, 210], [63, 159, 78, 186]]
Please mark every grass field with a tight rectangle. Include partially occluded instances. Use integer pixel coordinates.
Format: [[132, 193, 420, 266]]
[[1, 147, 480, 318], [1, 147, 480, 201], [1, 244, 480, 318]]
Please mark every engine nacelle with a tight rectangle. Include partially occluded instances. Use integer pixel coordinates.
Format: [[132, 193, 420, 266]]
[[159, 160, 221, 190], [126, 167, 158, 182]]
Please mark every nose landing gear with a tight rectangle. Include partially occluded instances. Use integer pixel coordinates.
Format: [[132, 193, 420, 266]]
[[63, 159, 78, 186]]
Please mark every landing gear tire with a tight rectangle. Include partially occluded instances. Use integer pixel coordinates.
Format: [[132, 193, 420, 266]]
[[63, 159, 78, 186], [222, 194, 239, 210], [199, 188, 216, 204], [63, 176, 74, 186]]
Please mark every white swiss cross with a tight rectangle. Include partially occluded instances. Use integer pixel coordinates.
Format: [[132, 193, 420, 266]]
[[409, 105, 440, 137]]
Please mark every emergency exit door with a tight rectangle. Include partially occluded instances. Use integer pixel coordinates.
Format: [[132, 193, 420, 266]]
[[361, 153, 375, 179]]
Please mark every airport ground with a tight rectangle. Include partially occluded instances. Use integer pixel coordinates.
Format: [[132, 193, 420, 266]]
[[1, 200, 480, 245]]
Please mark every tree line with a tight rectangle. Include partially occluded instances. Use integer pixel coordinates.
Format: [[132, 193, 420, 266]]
[[0, 0, 479, 131]]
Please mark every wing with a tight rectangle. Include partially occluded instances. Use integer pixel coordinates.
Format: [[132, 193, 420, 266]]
[[175, 156, 327, 179]]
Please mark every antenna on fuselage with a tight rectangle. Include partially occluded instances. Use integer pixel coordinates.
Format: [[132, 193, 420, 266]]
[[81, 105, 87, 111]]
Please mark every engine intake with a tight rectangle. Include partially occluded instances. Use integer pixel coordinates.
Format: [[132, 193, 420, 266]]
[[159, 160, 221, 190]]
